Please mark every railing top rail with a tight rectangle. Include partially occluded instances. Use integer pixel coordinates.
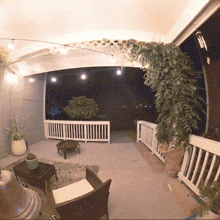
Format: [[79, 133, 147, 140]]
[[137, 120, 220, 156], [45, 120, 110, 125], [137, 120, 157, 129], [189, 134, 220, 156]]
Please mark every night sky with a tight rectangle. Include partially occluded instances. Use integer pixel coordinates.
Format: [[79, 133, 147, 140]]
[[47, 67, 155, 104], [46, 67, 157, 129]]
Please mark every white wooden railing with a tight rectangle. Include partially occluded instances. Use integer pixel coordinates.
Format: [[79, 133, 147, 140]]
[[179, 135, 220, 195], [137, 120, 220, 196], [137, 120, 165, 163], [44, 120, 110, 143]]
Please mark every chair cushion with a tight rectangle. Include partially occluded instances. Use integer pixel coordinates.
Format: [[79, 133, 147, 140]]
[[52, 179, 94, 204]]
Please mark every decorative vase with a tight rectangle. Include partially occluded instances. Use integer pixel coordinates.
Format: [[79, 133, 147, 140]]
[[25, 158, 38, 169], [11, 139, 27, 156]]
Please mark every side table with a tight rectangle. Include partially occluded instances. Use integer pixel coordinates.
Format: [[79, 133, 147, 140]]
[[13, 161, 58, 195]]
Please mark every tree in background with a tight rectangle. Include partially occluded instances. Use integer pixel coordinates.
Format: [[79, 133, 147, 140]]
[[64, 96, 99, 120]]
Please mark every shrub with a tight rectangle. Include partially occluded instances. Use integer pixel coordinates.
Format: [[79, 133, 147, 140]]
[[65, 96, 99, 120]]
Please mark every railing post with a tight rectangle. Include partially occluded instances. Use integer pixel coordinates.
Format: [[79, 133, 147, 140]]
[[84, 124, 87, 143], [178, 148, 189, 177], [108, 122, 110, 143], [137, 121, 141, 142], [63, 123, 66, 140], [44, 122, 49, 139], [152, 128, 157, 150]]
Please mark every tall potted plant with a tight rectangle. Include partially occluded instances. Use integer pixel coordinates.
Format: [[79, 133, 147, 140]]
[[120, 39, 205, 176], [6, 113, 27, 156]]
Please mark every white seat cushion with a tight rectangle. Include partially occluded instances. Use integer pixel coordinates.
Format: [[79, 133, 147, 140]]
[[52, 179, 94, 204]]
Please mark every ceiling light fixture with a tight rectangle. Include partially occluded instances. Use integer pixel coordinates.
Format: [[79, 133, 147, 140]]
[[6, 73, 17, 83], [8, 39, 14, 50], [60, 46, 68, 55], [110, 55, 115, 64]]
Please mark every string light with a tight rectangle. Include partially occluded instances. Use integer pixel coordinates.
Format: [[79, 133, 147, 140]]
[[8, 39, 14, 50], [116, 69, 122, 75], [0, 38, 134, 65], [81, 73, 87, 80], [60, 46, 68, 55], [110, 55, 115, 64], [51, 77, 57, 82]]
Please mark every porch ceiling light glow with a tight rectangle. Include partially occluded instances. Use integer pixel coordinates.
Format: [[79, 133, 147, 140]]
[[60, 46, 68, 55], [6, 73, 17, 84], [110, 55, 115, 64], [29, 78, 35, 82], [80, 74, 87, 80], [51, 77, 57, 82], [131, 60, 136, 66], [8, 39, 14, 50], [116, 69, 122, 75]]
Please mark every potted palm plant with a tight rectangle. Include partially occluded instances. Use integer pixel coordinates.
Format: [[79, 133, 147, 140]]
[[6, 113, 27, 156], [119, 39, 205, 176]]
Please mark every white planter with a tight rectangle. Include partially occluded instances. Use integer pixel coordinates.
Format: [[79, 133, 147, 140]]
[[11, 139, 27, 156]]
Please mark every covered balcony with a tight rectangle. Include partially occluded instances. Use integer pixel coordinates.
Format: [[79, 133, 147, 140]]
[[0, 0, 220, 219]]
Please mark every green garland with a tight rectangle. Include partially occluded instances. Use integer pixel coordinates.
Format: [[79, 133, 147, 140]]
[[120, 39, 205, 146]]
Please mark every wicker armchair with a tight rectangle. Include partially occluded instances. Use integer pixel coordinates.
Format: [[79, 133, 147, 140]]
[[45, 168, 112, 220]]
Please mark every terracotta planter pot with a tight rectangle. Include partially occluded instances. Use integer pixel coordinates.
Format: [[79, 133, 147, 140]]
[[160, 144, 185, 177], [11, 139, 27, 156]]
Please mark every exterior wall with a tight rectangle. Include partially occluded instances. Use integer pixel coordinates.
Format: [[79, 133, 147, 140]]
[[0, 67, 10, 158], [0, 67, 46, 158]]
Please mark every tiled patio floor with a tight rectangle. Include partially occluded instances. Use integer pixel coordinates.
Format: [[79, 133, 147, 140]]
[[1, 130, 201, 219]]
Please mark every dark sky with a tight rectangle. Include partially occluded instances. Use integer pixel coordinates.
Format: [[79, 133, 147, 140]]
[[46, 67, 156, 112]]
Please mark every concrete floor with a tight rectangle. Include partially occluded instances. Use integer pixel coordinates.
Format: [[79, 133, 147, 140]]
[[1, 130, 201, 219]]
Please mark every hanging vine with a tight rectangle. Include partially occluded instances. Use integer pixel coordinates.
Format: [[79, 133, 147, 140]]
[[119, 39, 205, 147]]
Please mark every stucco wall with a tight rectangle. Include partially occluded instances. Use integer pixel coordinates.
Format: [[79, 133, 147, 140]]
[[0, 67, 46, 158]]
